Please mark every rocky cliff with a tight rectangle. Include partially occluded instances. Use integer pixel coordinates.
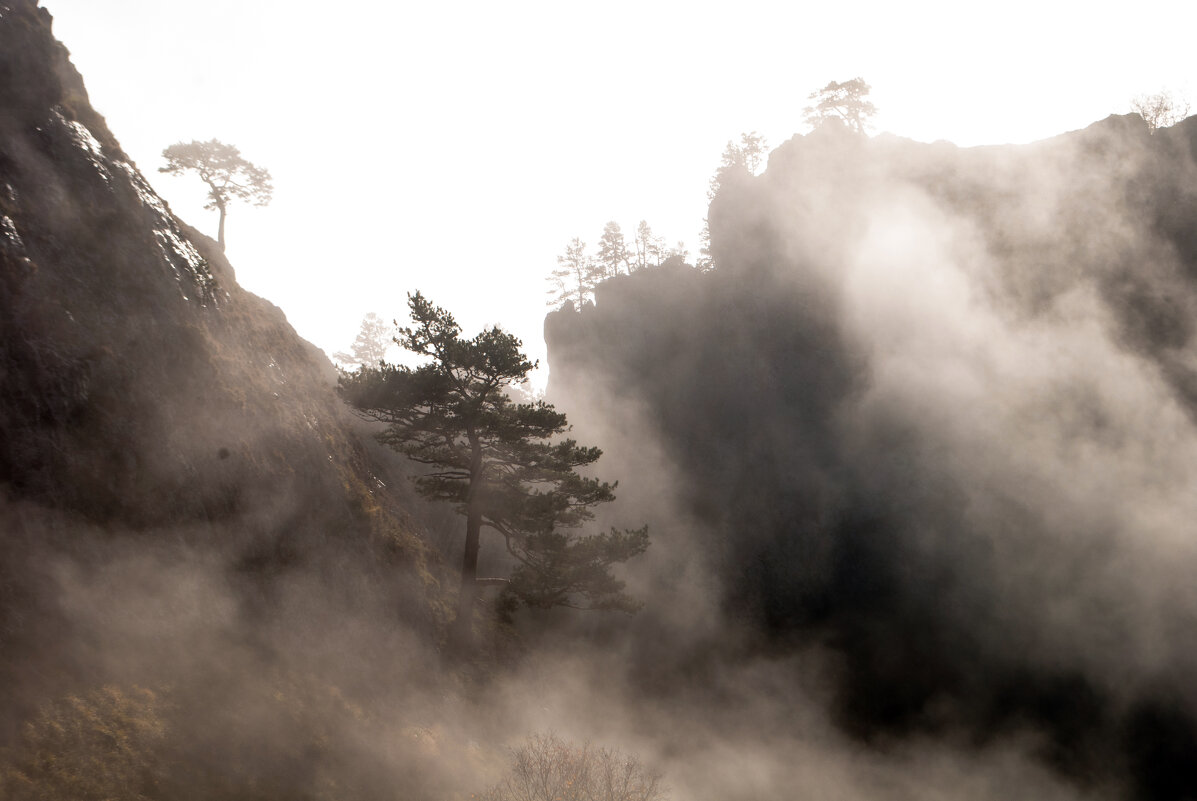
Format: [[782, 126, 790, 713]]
[[546, 116, 1197, 799], [0, 3, 458, 796]]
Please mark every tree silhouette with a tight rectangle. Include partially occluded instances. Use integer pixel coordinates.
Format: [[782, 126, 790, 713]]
[[596, 221, 631, 278], [339, 293, 648, 651], [724, 131, 768, 175], [1132, 90, 1191, 133], [333, 312, 393, 369], [634, 220, 667, 270], [708, 131, 768, 201], [804, 78, 877, 134], [160, 139, 272, 251], [547, 237, 595, 309], [701, 132, 768, 271]]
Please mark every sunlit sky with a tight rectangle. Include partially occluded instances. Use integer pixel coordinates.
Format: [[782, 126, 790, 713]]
[[45, 0, 1193, 387]]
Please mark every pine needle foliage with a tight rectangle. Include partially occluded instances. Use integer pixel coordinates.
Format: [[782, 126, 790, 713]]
[[339, 293, 647, 647]]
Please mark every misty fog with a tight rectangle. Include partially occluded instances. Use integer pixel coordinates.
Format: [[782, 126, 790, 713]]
[[4, 2, 1197, 800]]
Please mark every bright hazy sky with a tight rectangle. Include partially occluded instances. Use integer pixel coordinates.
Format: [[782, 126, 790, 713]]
[[45, 0, 1194, 387]]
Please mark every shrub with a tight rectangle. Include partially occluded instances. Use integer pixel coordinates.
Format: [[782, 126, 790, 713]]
[[479, 732, 666, 801]]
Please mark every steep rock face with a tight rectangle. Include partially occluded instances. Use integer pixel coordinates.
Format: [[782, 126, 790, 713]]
[[0, 0, 449, 746], [546, 118, 1197, 798]]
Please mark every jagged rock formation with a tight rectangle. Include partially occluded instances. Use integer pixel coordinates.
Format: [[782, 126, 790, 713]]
[[546, 118, 1197, 799], [0, 4, 455, 795]]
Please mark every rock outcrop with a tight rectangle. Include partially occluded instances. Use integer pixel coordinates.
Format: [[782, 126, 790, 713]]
[[546, 115, 1197, 799]]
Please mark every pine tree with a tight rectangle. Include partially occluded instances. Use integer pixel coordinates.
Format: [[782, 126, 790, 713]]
[[595, 221, 630, 278], [332, 312, 393, 369], [546, 237, 595, 309], [339, 293, 648, 651], [803, 78, 877, 134], [159, 139, 272, 251], [634, 220, 667, 270], [708, 132, 768, 201]]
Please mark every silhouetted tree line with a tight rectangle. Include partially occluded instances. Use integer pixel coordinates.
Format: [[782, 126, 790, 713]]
[[546, 79, 878, 300], [547, 131, 775, 306], [546, 220, 691, 309], [699, 79, 876, 270], [548, 131, 761, 306], [547, 133, 772, 305], [698, 131, 769, 271]]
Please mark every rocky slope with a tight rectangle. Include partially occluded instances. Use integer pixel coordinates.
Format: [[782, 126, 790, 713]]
[[0, 2, 459, 796]]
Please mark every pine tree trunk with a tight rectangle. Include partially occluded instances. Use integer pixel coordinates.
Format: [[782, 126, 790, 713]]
[[450, 507, 482, 652], [216, 204, 227, 252], [450, 439, 484, 654]]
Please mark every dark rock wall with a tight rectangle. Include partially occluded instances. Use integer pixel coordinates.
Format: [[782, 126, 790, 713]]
[[545, 117, 1197, 799]]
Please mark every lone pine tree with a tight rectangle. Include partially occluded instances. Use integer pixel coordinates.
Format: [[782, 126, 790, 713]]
[[160, 139, 272, 251], [333, 312, 393, 369], [339, 292, 647, 651], [803, 78, 877, 134]]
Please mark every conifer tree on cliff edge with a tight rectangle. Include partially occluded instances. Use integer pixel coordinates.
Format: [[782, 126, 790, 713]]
[[160, 139, 272, 251], [339, 292, 648, 653]]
